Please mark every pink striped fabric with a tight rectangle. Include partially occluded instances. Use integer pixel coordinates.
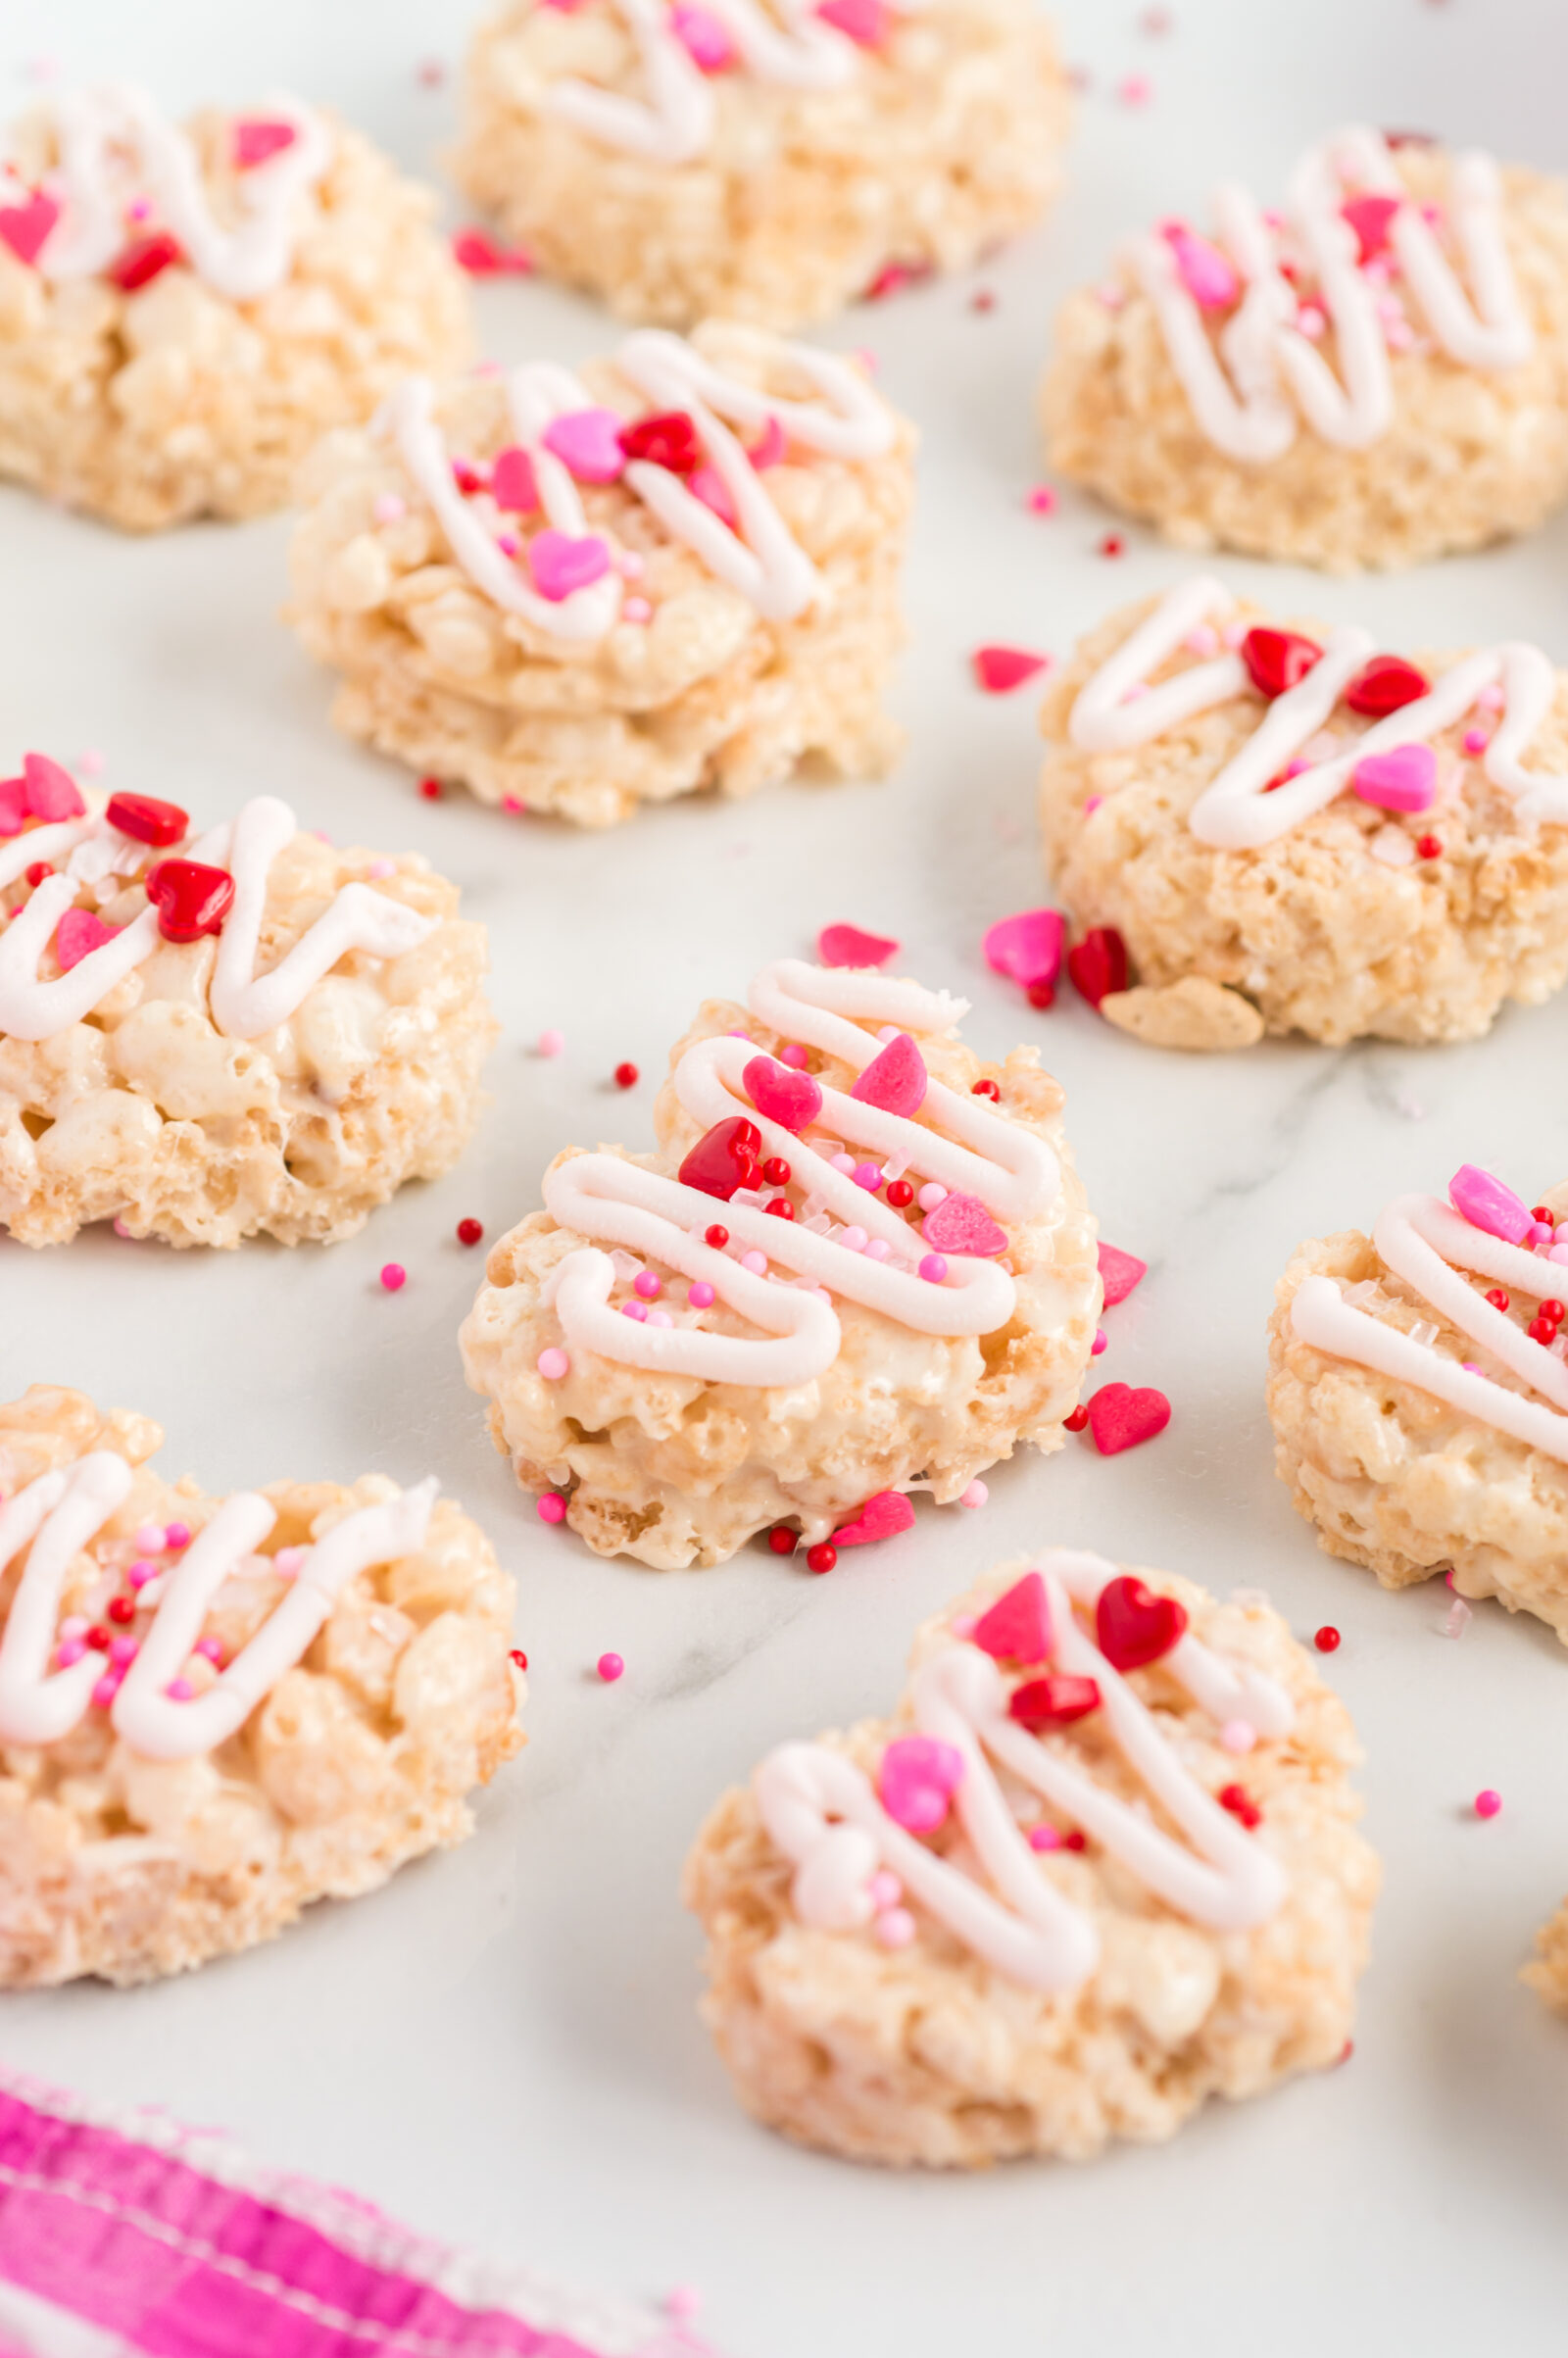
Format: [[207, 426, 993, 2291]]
[[0, 2077, 710, 2358]]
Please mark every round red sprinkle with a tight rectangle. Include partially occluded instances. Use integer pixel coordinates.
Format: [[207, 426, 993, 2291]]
[[418, 776, 443, 799], [886, 1179, 915, 1208], [806, 1542, 838, 1574], [1314, 1625, 1341, 1653], [24, 860, 53, 886], [971, 1078, 1001, 1100], [1065, 1405, 1090, 1433], [762, 1156, 792, 1186], [1415, 835, 1443, 860], [1218, 1782, 1262, 1828], [510, 1647, 528, 1671], [1529, 1317, 1553, 1343], [970, 289, 997, 313], [1099, 534, 1125, 558], [1027, 980, 1056, 1009], [614, 1061, 639, 1089], [1486, 1289, 1510, 1312], [1062, 1830, 1087, 1851], [84, 1625, 111, 1653], [705, 1224, 729, 1249], [768, 1527, 798, 1555], [1544, 1300, 1564, 1322], [457, 1217, 484, 1247], [765, 1197, 795, 1219], [107, 1596, 136, 1626]]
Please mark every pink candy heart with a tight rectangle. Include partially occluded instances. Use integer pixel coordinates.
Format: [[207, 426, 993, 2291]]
[[232, 118, 298, 169], [832, 1489, 915, 1547], [1098, 1242, 1147, 1306], [983, 908, 1064, 991], [528, 529, 612, 603], [970, 1572, 1052, 1664], [851, 1032, 926, 1117], [55, 909, 121, 971], [1160, 220, 1239, 309], [541, 408, 628, 484], [1351, 742, 1437, 812], [1448, 1163, 1532, 1246], [744, 1054, 823, 1134], [0, 191, 60, 268], [973, 644, 1050, 695], [817, 0, 891, 44], [0, 777, 26, 837], [22, 751, 85, 821], [921, 1192, 1008, 1258], [877, 1735, 964, 1834], [817, 923, 899, 969], [491, 446, 539, 513], [688, 464, 738, 528], [749, 416, 786, 469], [671, 2, 738, 69]]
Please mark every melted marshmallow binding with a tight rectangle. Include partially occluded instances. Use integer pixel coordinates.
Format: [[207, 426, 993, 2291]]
[[0, 1387, 524, 1988], [451, 0, 1069, 330], [0, 84, 470, 528], [1269, 1168, 1568, 1644], [288, 319, 915, 827], [460, 958, 1101, 1568], [1038, 579, 1568, 1050], [1042, 124, 1568, 570], [0, 755, 495, 1248], [684, 1548, 1379, 2166]]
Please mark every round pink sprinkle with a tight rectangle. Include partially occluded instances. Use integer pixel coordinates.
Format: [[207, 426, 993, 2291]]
[[367, 858, 396, 882], [537, 1494, 568, 1525], [1117, 72, 1152, 105], [372, 491, 407, 525], [1092, 1328, 1108, 1355], [960, 1480, 988, 1508], [597, 1651, 624, 1683], [537, 1347, 570, 1380], [779, 1044, 808, 1068], [195, 1637, 223, 1664], [273, 1547, 307, 1580], [1026, 484, 1057, 516], [496, 533, 519, 558], [1549, 1245, 1568, 1266], [634, 1270, 662, 1300], [1529, 1221, 1553, 1247], [917, 1183, 948, 1212], [113, 1218, 134, 1239], [92, 1674, 121, 1709], [380, 1263, 407, 1293], [127, 1558, 158, 1589], [853, 1161, 883, 1192], [741, 1249, 767, 1275], [648, 1308, 672, 1326], [1474, 1789, 1502, 1819], [873, 1907, 917, 1949], [867, 1870, 902, 1909], [830, 1153, 857, 1176], [841, 1224, 869, 1253], [166, 1677, 195, 1702], [864, 1238, 891, 1262], [56, 1639, 87, 1668], [689, 1281, 715, 1308], [1478, 683, 1505, 712], [59, 1616, 88, 1643], [621, 1301, 649, 1321], [134, 1523, 164, 1553], [622, 596, 652, 622], [1220, 1719, 1256, 1754], [1028, 1824, 1063, 1852], [727, 1027, 751, 1040], [666, 2288, 702, 2322], [1462, 727, 1489, 757], [537, 1028, 565, 1056], [164, 1522, 190, 1550], [109, 1636, 139, 1666], [1083, 794, 1103, 816], [919, 1253, 949, 1284]]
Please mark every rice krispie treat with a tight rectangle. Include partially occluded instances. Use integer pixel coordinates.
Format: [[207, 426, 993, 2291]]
[[288, 322, 913, 827], [684, 1547, 1378, 2165], [1042, 123, 1568, 571], [0, 1386, 525, 1987], [0, 751, 495, 1247], [1038, 576, 1568, 1049], [1526, 1898, 1568, 2009], [1268, 1164, 1568, 1640], [461, 957, 1100, 1567], [0, 84, 470, 530], [450, 0, 1068, 332]]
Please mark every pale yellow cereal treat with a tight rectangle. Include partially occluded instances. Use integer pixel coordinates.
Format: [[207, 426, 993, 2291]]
[[1039, 578, 1568, 1048], [0, 1387, 525, 1987], [288, 321, 914, 827], [450, 0, 1068, 332], [0, 753, 495, 1248], [1041, 125, 1568, 571], [684, 1548, 1378, 2166], [460, 957, 1100, 1568], [1267, 1168, 1568, 1640], [1525, 1898, 1568, 2010], [0, 87, 470, 531]]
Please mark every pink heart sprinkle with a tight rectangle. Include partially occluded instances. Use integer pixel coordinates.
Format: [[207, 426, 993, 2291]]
[[1342, 192, 1402, 263], [232, 118, 298, 169], [817, 922, 899, 968], [55, 909, 120, 971], [0, 777, 26, 837], [688, 464, 737, 528], [541, 407, 628, 484], [832, 1489, 916, 1547], [921, 1192, 1008, 1258], [750, 416, 786, 469], [850, 1032, 927, 1117], [877, 1734, 964, 1833], [1351, 742, 1437, 813], [1160, 221, 1239, 309], [528, 529, 612, 602], [973, 644, 1051, 695], [1448, 1163, 1532, 1246], [1098, 1242, 1148, 1306], [670, 2, 738, 69], [970, 1571, 1052, 1664], [817, 0, 891, 44], [491, 445, 539, 513], [451, 227, 533, 277], [23, 752, 85, 820], [983, 907, 1064, 990], [743, 1054, 823, 1134], [1086, 1382, 1171, 1455], [0, 190, 60, 268]]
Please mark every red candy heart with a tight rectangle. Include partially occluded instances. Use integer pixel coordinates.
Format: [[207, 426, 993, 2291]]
[[972, 644, 1051, 695], [1008, 1673, 1102, 1729], [1341, 192, 1402, 263], [143, 859, 234, 944], [22, 752, 85, 821], [1097, 1242, 1147, 1306], [491, 446, 539, 514], [817, 922, 899, 969], [1344, 654, 1430, 716], [921, 1192, 1008, 1257], [232, 118, 299, 169], [618, 410, 701, 473], [970, 1571, 1051, 1664], [831, 1489, 915, 1547], [1086, 1382, 1170, 1455], [1066, 925, 1129, 1008], [107, 792, 188, 848], [743, 1055, 822, 1134], [1095, 1573, 1187, 1670], [1240, 626, 1323, 700], [850, 1032, 927, 1117], [106, 231, 182, 292], [0, 191, 60, 268], [678, 1116, 761, 1201]]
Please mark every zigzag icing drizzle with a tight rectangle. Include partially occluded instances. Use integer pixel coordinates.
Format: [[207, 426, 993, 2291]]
[[1131, 124, 1533, 463], [2, 84, 332, 303], [383, 327, 894, 642], [0, 1454, 435, 1760], [1067, 575, 1568, 852], [756, 1549, 1294, 1990], [0, 794, 434, 1046], [1291, 1195, 1568, 1462], [542, 958, 1058, 1388]]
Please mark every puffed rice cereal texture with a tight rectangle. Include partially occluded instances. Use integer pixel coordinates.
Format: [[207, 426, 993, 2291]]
[[1525, 1898, 1568, 2010]]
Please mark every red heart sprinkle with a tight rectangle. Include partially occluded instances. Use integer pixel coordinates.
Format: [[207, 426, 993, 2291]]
[[55, 909, 121, 971], [678, 1116, 762, 1202], [106, 232, 182, 292], [1086, 1382, 1171, 1456], [973, 644, 1051, 695], [143, 859, 234, 944], [1095, 1573, 1187, 1669], [1008, 1673, 1102, 1729], [1341, 192, 1401, 263], [1344, 654, 1430, 716], [850, 1031, 927, 1117], [831, 1490, 915, 1547], [232, 118, 299, 169], [0, 191, 60, 268], [920, 1192, 1008, 1257], [22, 752, 85, 821], [817, 922, 900, 968], [1097, 1242, 1147, 1306], [618, 410, 702, 473], [1066, 926, 1129, 1007], [491, 446, 539, 513], [743, 1056, 822, 1134], [107, 792, 188, 848], [1240, 626, 1324, 700], [971, 1571, 1051, 1664]]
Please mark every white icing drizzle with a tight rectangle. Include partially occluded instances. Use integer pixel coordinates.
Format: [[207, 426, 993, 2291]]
[[16, 84, 332, 302], [541, 958, 1058, 1388], [1131, 125, 1534, 463], [1291, 1194, 1568, 1463], [756, 1549, 1294, 1991], [0, 1454, 436, 1759], [0, 794, 434, 1045], [383, 326, 894, 640], [1067, 576, 1568, 851]]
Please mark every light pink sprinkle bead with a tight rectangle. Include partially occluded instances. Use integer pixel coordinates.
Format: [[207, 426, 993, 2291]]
[[273, 1547, 308, 1580], [841, 1225, 868, 1253], [1479, 683, 1505, 712], [1220, 1719, 1256, 1754], [831, 1153, 857, 1176], [1462, 728, 1489, 756], [127, 1558, 158, 1589], [166, 1677, 195, 1702], [92, 1674, 121, 1709], [873, 1907, 917, 1949], [622, 596, 652, 623], [689, 1281, 715, 1308], [195, 1637, 223, 1664], [919, 1253, 948, 1283], [917, 1183, 947, 1212], [853, 1161, 883, 1191], [742, 1249, 767, 1275], [1029, 1824, 1063, 1852], [109, 1636, 139, 1666], [864, 1238, 890, 1262], [780, 1044, 808, 1068], [1549, 1245, 1568, 1266], [59, 1616, 88, 1643], [56, 1639, 87, 1668], [647, 1308, 673, 1326], [867, 1870, 902, 1910], [538, 1494, 568, 1525], [960, 1480, 988, 1507], [372, 491, 407, 525], [537, 1028, 564, 1056], [666, 2288, 703, 2322], [621, 1301, 649, 1321], [537, 1347, 570, 1380], [164, 1522, 190, 1550], [634, 1270, 662, 1300], [134, 1522, 164, 1553]]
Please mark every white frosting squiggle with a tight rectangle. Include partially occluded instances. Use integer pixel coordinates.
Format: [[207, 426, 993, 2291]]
[[1291, 1193, 1568, 1463], [0, 1456, 436, 1759], [541, 958, 1058, 1387], [1131, 124, 1533, 463], [756, 1548, 1294, 1990], [1067, 576, 1568, 851]]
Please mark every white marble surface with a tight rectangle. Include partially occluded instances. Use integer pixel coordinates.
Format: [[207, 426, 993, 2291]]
[[6, 0, 1568, 2350]]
